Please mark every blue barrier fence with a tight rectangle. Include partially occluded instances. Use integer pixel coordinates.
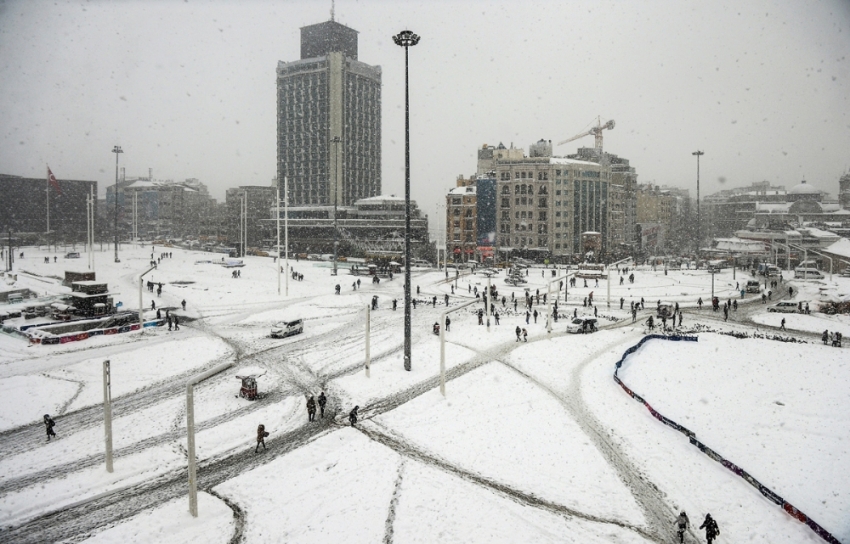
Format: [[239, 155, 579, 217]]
[[613, 334, 842, 544]]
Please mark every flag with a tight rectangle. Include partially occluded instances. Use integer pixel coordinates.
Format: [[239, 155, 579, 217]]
[[48, 167, 62, 195]]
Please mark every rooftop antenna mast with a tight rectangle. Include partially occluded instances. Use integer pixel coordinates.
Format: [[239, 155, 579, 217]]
[[331, 0, 335, 21]]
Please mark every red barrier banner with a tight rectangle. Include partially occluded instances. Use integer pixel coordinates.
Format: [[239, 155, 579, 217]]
[[104, 328, 117, 335], [783, 502, 807, 523]]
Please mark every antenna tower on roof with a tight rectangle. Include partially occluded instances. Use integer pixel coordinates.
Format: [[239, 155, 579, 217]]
[[331, 0, 335, 21]]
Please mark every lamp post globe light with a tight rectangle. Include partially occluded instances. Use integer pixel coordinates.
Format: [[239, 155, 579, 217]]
[[112, 145, 123, 263], [394, 29, 419, 372], [692, 150, 704, 262]]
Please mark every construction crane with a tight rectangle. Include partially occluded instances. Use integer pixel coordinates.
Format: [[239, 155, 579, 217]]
[[557, 117, 615, 151]]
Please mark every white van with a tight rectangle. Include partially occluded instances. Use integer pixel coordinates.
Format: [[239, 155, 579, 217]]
[[794, 268, 824, 280]]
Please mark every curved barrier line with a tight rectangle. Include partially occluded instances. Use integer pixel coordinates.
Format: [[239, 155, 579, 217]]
[[613, 334, 843, 544]]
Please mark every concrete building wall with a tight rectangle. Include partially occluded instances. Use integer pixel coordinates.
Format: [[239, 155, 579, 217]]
[[446, 177, 477, 261], [277, 20, 381, 210], [0, 173, 97, 242]]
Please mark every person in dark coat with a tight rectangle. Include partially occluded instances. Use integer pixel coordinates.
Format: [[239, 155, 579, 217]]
[[318, 392, 327, 418], [167, 315, 173, 331], [255, 424, 268, 452], [349, 406, 359, 426], [515, 326, 521, 342], [181, 299, 186, 310], [532, 309, 538, 323], [173, 315, 179, 330], [44, 414, 56, 441], [156, 308, 161, 319], [699, 513, 719, 543], [306, 396, 316, 422], [445, 316, 451, 332], [674, 511, 690, 543]]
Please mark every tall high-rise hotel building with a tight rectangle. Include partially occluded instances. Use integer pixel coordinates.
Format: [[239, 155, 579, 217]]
[[276, 20, 382, 207]]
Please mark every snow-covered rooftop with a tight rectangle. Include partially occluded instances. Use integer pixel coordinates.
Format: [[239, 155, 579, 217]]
[[549, 157, 600, 167], [824, 237, 850, 259]]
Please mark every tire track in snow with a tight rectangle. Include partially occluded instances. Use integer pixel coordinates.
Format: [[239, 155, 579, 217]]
[[358, 422, 661, 543], [1, 413, 339, 544], [207, 488, 246, 544], [382, 459, 406, 544], [0, 387, 298, 496], [0, 352, 236, 461]]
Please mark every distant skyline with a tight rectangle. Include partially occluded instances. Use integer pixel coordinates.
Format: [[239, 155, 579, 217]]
[[1, 0, 848, 237]]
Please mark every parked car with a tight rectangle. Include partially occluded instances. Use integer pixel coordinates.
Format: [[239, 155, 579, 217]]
[[746, 280, 761, 293], [768, 302, 800, 313], [270, 319, 304, 338], [64, 252, 81, 259], [566, 317, 597, 334]]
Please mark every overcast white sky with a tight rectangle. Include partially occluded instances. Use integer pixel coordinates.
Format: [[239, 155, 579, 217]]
[[1, 0, 849, 236]]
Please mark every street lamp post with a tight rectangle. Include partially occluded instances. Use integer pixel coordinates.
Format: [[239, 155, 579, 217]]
[[112, 146, 123, 263], [692, 150, 704, 261], [102, 360, 113, 473], [394, 29, 420, 372], [331, 136, 341, 276]]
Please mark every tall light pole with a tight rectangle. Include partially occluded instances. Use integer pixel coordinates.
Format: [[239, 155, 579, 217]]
[[394, 29, 420, 372], [112, 145, 123, 263], [692, 150, 704, 262], [331, 136, 341, 276]]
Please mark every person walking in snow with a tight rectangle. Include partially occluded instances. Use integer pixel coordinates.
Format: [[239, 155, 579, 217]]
[[44, 414, 56, 441], [349, 406, 359, 426], [533, 309, 538, 323], [167, 315, 173, 331], [181, 299, 186, 310], [515, 326, 522, 342], [780, 317, 786, 330], [173, 315, 179, 330], [673, 511, 690, 543], [318, 392, 327, 418], [151, 300, 156, 310], [522, 328, 528, 342], [255, 424, 268, 452], [699, 513, 720, 544], [494, 311, 500, 325], [445, 316, 451, 331], [306, 396, 316, 422], [156, 308, 161, 320]]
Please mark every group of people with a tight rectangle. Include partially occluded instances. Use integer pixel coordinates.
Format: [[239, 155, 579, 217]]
[[822, 329, 843, 347], [291, 269, 304, 281], [306, 392, 328, 422], [146, 281, 164, 295], [514, 325, 528, 342], [231, 269, 242, 278], [674, 511, 720, 544]]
